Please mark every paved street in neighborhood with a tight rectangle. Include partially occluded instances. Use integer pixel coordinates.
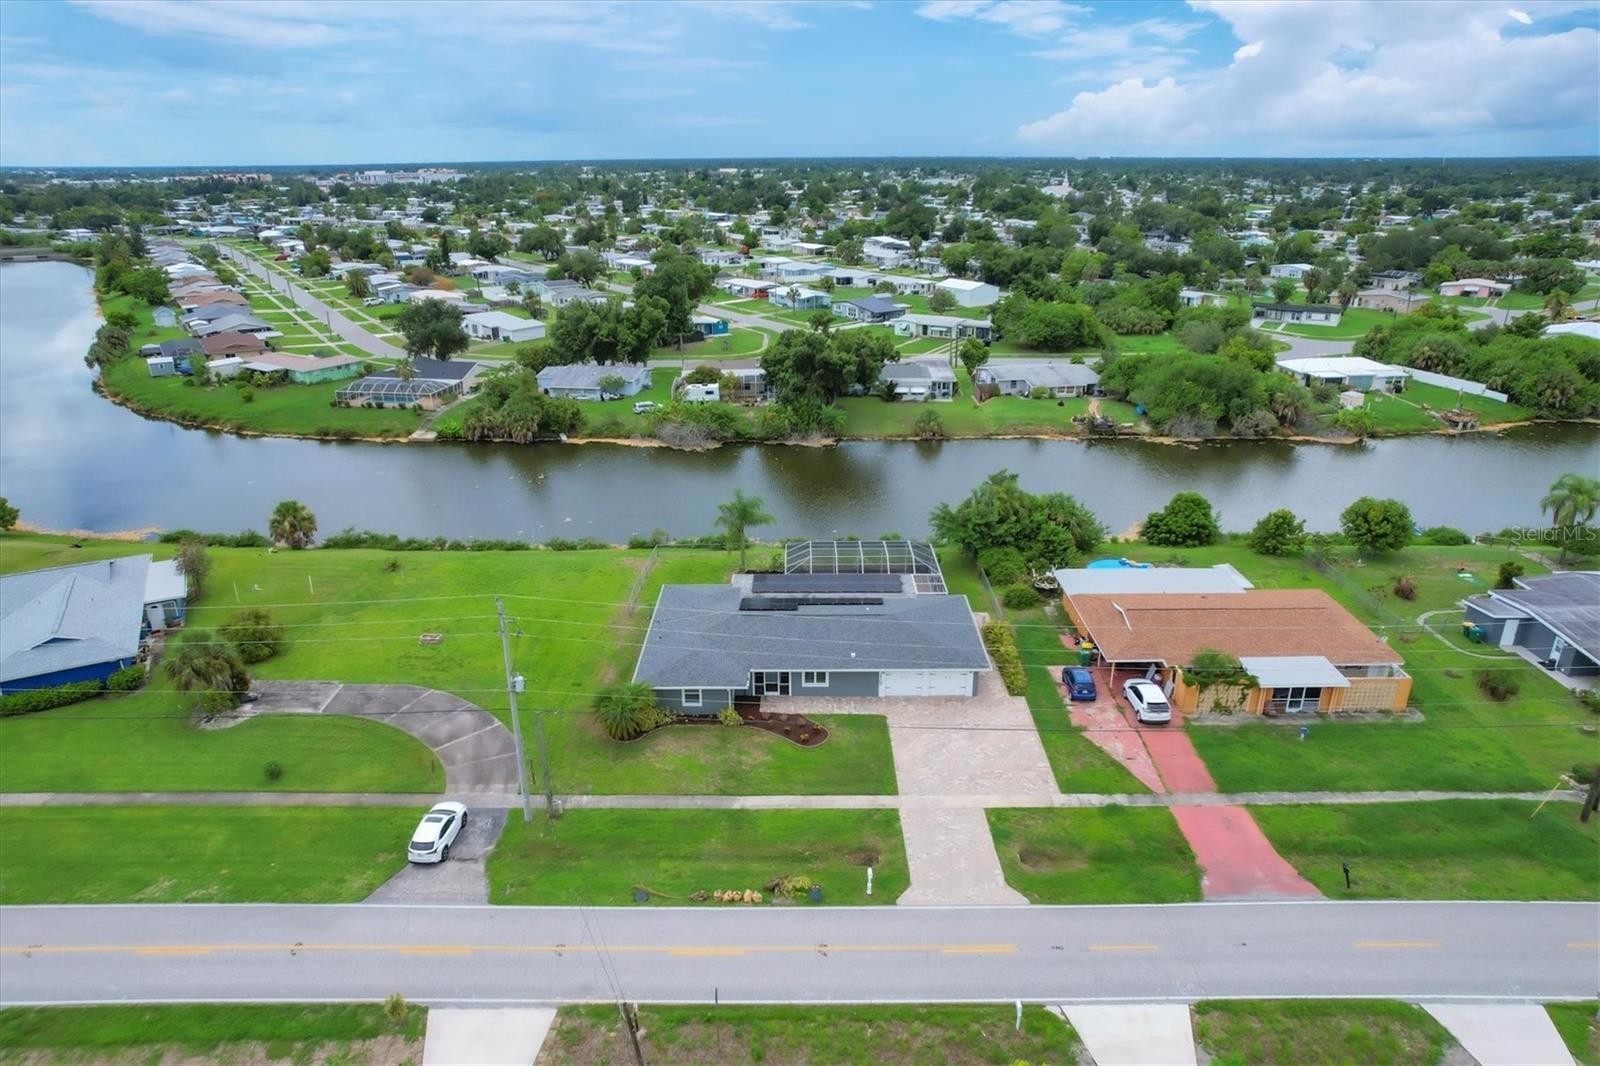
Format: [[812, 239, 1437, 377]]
[[2, 901, 1594, 1006]]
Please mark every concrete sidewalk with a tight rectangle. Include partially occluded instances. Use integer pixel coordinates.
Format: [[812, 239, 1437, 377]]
[[0, 789, 1572, 809], [1423, 1003, 1577, 1066], [1057, 1004, 1197, 1066], [897, 805, 1027, 905], [422, 1007, 555, 1065]]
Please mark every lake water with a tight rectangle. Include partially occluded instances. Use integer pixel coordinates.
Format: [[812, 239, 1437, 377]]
[[2, 261, 1596, 542]]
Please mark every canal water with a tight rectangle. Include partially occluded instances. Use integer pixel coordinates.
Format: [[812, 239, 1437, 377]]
[[2, 261, 1596, 542]]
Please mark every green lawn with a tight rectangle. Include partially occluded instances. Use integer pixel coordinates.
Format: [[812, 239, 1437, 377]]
[[0, 1004, 427, 1063], [489, 809, 908, 905], [1152, 543, 1597, 793], [1359, 381, 1531, 433], [1253, 800, 1600, 900], [0, 685, 444, 793], [1, 538, 896, 797], [650, 326, 771, 359], [99, 355, 422, 439], [1278, 307, 1392, 339], [837, 361, 1138, 439], [1192, 1000, 1452, 1066], [1496, 290, 1551, 310], [0, 807, 421, 903], [543, 1004, 1081, 1065], [938, 548, 1144, 793], [1547, 1003, 1600, 1066], [987, 807, 1202, 903]]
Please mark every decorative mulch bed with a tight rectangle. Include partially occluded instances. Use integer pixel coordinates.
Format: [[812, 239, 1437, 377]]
[[667, 706, 829, 747]]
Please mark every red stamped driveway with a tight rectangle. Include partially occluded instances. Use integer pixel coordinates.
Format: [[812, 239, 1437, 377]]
[[1059, 654, 1320, 900]]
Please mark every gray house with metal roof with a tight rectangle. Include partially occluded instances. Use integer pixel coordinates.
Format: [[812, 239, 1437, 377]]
[[1463, 572, 1599, 680], [633, 578, 990, 712]]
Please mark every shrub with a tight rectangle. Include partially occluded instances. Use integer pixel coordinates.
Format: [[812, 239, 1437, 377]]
[[1578, 689, 1600, 716], [1393, 575, 1418, 600], [1142, 491, 1221, 547], [913, 408, 945, 439], [717, 707, 743, 727], [1496, 561, 1525, 589], [0, 680, 103, 717], [1475, 668, 1521, 701], [264, 761, 283, 781], [1420, 525, 1470, 546], [1340, 496, 1414, 555], [1570, 763, 1598, 785], [219, 608, 286, 664], [978, 546, 1028, 587], [981, 622, 1026, 696], [593, 682, 659, 741], [1248, 508, 1307, 556], [105, 665, 145, 692], [239, 385, 255, 404], [1001, 583, 1039, 610]]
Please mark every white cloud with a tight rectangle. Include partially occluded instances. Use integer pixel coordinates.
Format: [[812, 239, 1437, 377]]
[[1018, 0, 1600, 153], [1507, 8, 1533, 24], [917, 0, 1088, 37]]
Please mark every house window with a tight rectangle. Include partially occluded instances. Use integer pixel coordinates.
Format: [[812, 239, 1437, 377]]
[[801, 671, 828, 687], [681, 689, 702, 708], [1269, 686, 1322, 714]]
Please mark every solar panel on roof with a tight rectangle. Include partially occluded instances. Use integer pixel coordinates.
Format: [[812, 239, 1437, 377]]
[[738, 595, 886, 612]]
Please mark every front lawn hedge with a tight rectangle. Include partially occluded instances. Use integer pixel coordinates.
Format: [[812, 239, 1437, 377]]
[[0, 681, 105, 717], [982, 622, 1027, 696]]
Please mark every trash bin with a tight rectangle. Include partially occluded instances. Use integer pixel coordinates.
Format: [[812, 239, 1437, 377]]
[[1078, 648, 1094, 666], [1466, 625, 1486, 644]]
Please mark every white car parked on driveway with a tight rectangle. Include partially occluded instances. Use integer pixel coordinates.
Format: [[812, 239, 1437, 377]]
[[407, 801, 467, 863], [1123, 678, 1173, 725]]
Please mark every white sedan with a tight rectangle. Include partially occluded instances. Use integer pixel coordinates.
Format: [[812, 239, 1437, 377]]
[[407, 802, 467, 864], [1123, 679, 1173, 725]]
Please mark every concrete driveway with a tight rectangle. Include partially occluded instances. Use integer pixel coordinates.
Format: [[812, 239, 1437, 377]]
[[252, 682, 521, 794], [367, 808, 508, 904]]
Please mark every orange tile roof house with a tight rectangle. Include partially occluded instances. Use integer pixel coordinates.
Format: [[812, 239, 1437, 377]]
[[1066, 588, 1410, 716]]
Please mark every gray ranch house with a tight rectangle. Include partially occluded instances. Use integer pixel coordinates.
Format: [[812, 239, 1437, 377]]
[[633, 545, 989, 712], [1462, 572, 1599, 681], [536, 362, 652, 401], [974, 360, 1099, 398]]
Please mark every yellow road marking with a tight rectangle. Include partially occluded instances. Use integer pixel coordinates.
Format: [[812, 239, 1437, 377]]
[[1355, 941, 1441, 950], [1088, 944, 1160, 952], [0, 942, 1018, 958], [1568, 942, 1600, 950]]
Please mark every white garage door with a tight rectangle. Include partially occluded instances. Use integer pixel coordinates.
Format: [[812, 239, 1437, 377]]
[[879, 670, 973, 697]]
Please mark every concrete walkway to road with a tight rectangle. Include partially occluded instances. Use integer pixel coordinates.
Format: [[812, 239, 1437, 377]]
[[422, 1007, 555, 1066], [1423, 1003, 1577, 1066], [1057, 1004, 1197, 1066], [252, 681, 521, 794], [897, 806, 1027, 905]]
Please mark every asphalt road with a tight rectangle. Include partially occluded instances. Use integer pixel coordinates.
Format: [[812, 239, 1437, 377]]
[[2, 902, 1595, 1006], [221, 246, 410, 361]]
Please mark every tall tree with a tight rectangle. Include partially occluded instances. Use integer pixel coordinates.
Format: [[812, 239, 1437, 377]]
[[174, 536, 212, 601], [394, 299, 469, 360], [715, 490, 775, 572], [268, 500, 318, 549], [1540, 472, 1600, 563]]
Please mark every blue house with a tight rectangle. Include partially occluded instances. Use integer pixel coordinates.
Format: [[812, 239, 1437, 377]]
[[0, 556, 186, 692], [691, 314, 730, 338]]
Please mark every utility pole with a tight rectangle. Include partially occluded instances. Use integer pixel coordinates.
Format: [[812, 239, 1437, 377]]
[[495, 597, 534, 823]]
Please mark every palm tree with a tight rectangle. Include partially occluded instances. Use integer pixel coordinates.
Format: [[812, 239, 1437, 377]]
[[268, 499, 318, 549], [164, 635, 247, 715], [715, 490, 775, 572], [1543, 290, 1574, 322], [395, 358, 417, 382], [1540, 472, 1600, 563]]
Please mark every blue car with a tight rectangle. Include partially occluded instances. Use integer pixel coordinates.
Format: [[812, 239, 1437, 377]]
[[1061, 666, 1098, 701]]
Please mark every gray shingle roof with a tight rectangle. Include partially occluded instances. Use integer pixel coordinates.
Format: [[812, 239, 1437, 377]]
[[537, 363, 650, 390], [1, 556, 150, 684], [633, 585, 989, 688]]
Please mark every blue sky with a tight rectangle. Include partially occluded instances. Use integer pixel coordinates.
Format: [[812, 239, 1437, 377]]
[[1, 0, 1596, 166]]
